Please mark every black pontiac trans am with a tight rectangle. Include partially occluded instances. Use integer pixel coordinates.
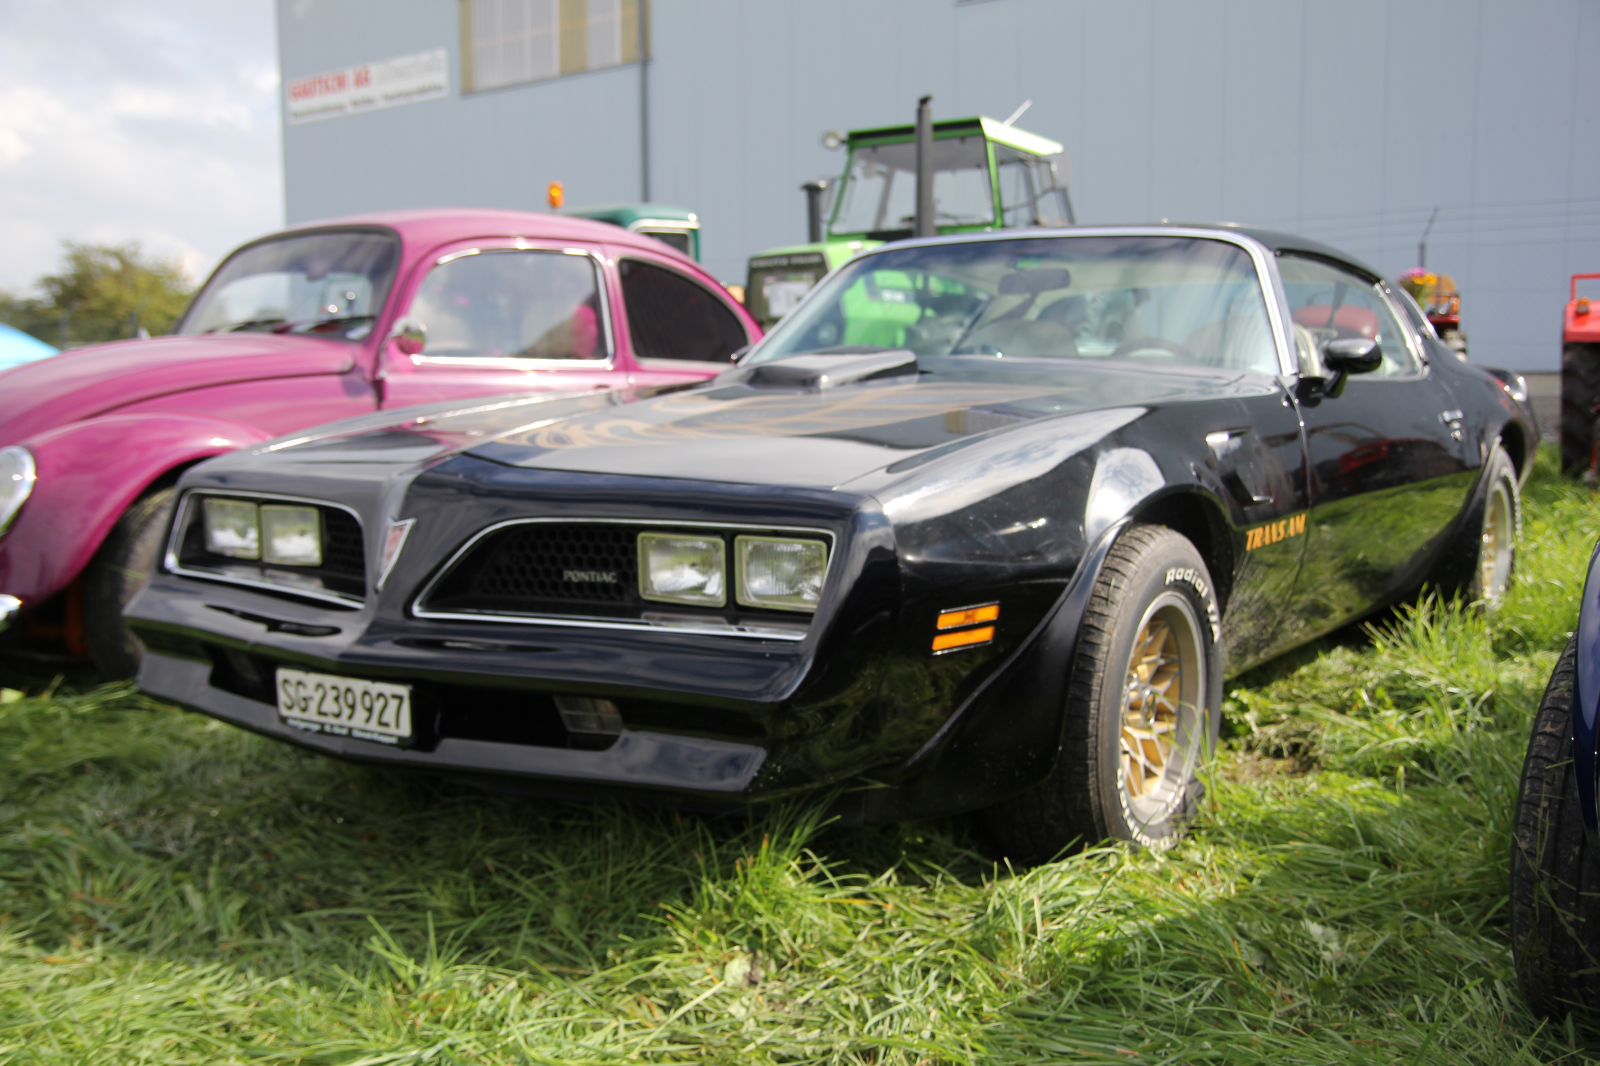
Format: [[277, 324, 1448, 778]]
[[125, 226, 1535, 859]]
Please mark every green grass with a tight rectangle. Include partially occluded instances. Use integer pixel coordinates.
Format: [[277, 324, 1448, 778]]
[[3, 447, 1600, 1064]]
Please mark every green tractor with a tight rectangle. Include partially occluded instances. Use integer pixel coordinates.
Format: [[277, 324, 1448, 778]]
[[745, 98, 1074, 331], [562, 203, 702, 261]]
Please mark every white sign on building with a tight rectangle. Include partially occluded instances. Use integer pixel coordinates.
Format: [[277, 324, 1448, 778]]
[[286, 48, 449, 125]]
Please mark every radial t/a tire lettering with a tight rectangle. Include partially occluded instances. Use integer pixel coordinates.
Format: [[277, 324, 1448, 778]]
[[83, 487, 174, 679], [985, 523, 1224, 862], [1510, 635, 1600, 1020]]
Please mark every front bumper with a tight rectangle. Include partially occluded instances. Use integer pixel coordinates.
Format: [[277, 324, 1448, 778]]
[[139, 650, 767, 800]]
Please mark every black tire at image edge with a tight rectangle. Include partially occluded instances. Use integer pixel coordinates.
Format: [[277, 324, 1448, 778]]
[[1509, 634, 1600, 1019]]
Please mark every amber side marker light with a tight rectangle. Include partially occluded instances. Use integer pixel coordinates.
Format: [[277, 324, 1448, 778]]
[[937, 603, 999, 630], [932, 626, 995, 652], [932, 602, 999, 653]]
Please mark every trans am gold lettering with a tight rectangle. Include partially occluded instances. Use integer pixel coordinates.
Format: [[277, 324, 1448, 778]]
[[1244, 512, 1307, 551]]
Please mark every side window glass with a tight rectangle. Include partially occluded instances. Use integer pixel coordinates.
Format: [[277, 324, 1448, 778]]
[[410, 250, 606, 360], [1276, 255, 1420, 379], [619, 259, 747, 363]]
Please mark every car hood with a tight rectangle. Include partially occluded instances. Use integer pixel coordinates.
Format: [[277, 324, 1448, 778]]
[[0, 332, 360, 444], [221, 357, 1270, 494], [463, 358, 1264, 490]]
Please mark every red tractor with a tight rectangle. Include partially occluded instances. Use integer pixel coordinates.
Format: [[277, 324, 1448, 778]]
[[1561, 273, 1600, 477]]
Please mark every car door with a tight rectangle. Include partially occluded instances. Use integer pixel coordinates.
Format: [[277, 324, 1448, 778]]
[[613, 254, 751, 388], [377, 239, 625, 409], [1279, 254, 1473, 638]]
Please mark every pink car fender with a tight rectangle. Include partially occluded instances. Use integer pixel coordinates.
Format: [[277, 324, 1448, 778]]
[[0, 414, 271, 606]]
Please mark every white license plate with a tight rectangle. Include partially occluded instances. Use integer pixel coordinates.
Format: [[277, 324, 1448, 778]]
[[275, 667, 412, 744]]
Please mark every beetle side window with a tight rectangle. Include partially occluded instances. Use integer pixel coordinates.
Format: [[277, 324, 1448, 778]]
[[1277, 255, 1420, 379], [409, 250, 607, 360], [619, 259, 747, 364]]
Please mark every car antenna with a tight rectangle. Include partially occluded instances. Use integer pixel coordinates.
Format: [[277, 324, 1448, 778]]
[[1001, 99, 1032, 127]]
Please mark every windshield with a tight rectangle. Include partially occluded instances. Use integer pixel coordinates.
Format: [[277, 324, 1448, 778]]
[[179, 230, 400, 340], [751, 235, 1281, 375], [831, 135, 994, 235]]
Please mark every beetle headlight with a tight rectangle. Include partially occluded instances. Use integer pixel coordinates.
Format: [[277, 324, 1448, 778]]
[[203, 498, 260, 558], [638, 533, 726, 606], [261, 505, 321, 567], [735, 536, 828, 611], [0, 446, 36, 537]]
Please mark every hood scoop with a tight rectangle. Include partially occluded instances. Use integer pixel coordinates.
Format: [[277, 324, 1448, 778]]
[[716, 349, 918, 392]]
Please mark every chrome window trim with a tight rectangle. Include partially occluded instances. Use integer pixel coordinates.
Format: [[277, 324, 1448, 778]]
[[164, 489, 367, 608], [744, 226, 1299, 378], [411, 516, 837, 642], [406, 245, 616, 367]]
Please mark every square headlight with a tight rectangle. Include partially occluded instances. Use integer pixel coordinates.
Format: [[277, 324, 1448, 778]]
[[203, 498, 259, 559], [260, 505, 322, 567], [638, 533, 726, 606], [735, 536, 828, 611]]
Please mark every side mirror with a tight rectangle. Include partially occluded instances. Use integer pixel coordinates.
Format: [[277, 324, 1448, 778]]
[[390, 316, 426, 356], [1324, 337, 1383, 375], [1298, 338, 1381, 403]]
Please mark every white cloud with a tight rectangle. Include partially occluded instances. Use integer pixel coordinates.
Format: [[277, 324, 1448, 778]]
[[0, 0, 283, 293]]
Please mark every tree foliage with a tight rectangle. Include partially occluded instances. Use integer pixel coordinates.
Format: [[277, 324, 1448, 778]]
[[0, 241, 194, 348]]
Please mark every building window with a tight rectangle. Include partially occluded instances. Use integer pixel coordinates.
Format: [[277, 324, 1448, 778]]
[[462, 0, 643, 92]]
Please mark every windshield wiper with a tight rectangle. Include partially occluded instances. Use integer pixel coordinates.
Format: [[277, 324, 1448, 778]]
[[214, 315, 373, 336], [211, 318, 287, 334]]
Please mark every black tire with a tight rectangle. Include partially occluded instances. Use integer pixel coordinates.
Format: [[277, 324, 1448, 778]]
[[83, 488, 174, 679], [985, 524, 1224, 861], [1561, 342, 1600, 477], [1510, 635, 1600, 1019]]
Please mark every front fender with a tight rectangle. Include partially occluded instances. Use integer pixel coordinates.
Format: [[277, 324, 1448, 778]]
[[0, 414, 270, 605]]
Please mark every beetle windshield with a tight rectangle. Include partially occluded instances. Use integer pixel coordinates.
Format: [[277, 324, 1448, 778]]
[[179, 230, 400, 340], [749, 235, 1280, 375]]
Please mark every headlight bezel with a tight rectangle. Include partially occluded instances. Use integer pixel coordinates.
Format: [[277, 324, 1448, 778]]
[[0, 445, 37, 538], [637, 531, 728, 608], [260, 504, 323, 567], [169, 489, 368, 607], [734, 535, 830, 612], [203, 498, 262, 559]]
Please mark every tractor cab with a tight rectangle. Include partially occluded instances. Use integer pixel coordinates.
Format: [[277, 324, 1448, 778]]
[[745, 116, 1073, 330]]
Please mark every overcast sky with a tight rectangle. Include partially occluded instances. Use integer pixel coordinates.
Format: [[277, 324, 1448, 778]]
[[0, 0, 282, 293]]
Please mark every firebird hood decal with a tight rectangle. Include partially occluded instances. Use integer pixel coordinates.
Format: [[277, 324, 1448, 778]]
[[464, 363, 1260, 489]]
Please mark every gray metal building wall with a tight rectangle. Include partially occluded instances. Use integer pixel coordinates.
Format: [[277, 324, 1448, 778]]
[[278, 0, 1599, 370]]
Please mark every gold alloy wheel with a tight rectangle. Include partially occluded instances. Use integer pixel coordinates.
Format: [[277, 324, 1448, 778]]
[[1479, 478, 1514, 604], [1119, 593, 1203, 814]]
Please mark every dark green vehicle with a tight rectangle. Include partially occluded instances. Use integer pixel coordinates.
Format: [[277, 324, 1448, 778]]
[[562, 203, 701, 261], [746, 114, 1074, 330]]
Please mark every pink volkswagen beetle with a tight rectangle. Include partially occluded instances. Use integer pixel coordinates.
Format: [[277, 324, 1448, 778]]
[[0, 208, 759, 676]]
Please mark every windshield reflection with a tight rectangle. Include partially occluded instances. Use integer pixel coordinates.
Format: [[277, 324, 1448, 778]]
[[751, 235, 1280, 376]]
